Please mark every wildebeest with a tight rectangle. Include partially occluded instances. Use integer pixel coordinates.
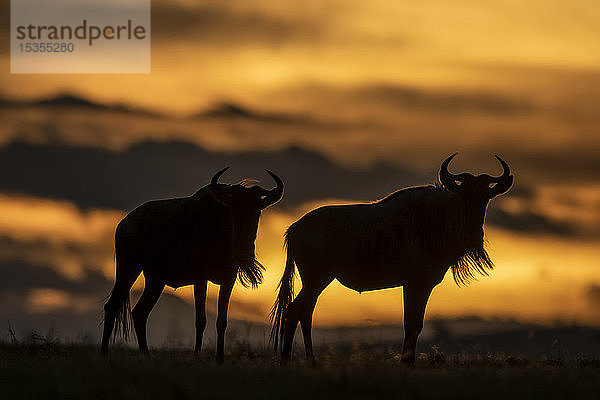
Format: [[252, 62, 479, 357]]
[[270, 154, 513, 365], [101, 168, 284, 362]]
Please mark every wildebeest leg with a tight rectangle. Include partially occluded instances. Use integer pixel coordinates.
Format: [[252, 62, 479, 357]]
[[193, 280, 208, 357], [132, 278, 164, 353], [282, 278, 330, 364], [216, 280, 234, 363], [101, 263, 141, 354], [299, 286, 328, 365], [401, 284, 433, 366], [281, 291, 302, 364], [299, 294, 320, 365]]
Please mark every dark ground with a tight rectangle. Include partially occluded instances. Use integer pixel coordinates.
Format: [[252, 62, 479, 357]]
[[1, 339, 600, 400]]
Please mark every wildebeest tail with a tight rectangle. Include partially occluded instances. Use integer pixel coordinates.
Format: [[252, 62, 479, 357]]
[[103, 287, 133, 342], [102, 231, 136, 343], [115, 291, 132, 342], [269, 229, 296, 352]]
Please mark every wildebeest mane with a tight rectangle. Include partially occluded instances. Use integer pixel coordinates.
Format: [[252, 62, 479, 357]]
[[429, 182, 494, 285], [238, 179, 260, 187], [192, 183, 266, 289], [350, 184, 493, 285]]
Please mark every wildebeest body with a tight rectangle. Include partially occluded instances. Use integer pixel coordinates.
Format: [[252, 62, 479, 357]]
[[271, 154, 513, 366], [102, 168, 284, 362], [116, 186, 236, 287], [287, 186, 465, 292]]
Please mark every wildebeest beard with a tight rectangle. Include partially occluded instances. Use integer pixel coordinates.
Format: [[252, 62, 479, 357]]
[[429, 185, 495, 286], [237, 259, 265, 289], [451, 244, 494, 286], [411, 184, 495, 285]]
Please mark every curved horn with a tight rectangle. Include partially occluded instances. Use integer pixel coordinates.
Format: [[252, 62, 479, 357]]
[[210, 167, 230, 202], [489, 155, 513, 197], [439, 152, 460, 192], [491, 155, 510, 182], [261, 169, 284, 208]]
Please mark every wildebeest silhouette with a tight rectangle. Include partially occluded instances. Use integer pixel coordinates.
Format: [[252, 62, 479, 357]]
[[101, 168, 284, 362], [270, 154, 513, 365]]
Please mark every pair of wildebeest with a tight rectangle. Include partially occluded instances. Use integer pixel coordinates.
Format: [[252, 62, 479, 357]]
[[101, 154, 513, 365]]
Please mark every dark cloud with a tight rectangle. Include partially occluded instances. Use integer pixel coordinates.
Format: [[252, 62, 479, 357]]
[[486, 208, 577, 237], [509, 149, 600, 183], [2, 138, 597, 239], [282, 83, 537, 116], [585, 284, 600, 309], [0, 1, 324, 56], [0, 1, 7, 55], [446, 147, 600, 186], [0, 140, 422, 211], [503, 184, 536, 201], [338, 84, 536, 115], [0, 260, 108, 296], [0, 93, 160, 117], [4, 92, 600, 191], [0, 93, 597, 239], [151, 3, 322, 47], [0, 259, 267, 345], [0, 259, 112, 341], [196, 102, 314, 125]]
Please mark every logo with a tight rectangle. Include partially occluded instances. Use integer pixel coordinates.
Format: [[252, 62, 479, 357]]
[[11, 0, 151, 74]]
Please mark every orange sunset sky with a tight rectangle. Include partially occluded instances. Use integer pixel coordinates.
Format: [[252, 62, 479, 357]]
[[1, 0, 600, 342]]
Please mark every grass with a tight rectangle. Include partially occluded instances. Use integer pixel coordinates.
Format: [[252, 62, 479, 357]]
[[1, 339, 600, 400]]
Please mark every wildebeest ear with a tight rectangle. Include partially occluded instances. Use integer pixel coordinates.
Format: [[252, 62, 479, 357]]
[[489, 175, 513, 198]]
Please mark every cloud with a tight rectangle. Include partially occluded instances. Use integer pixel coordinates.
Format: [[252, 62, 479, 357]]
[[0, 194, 120, 281], [0, 191, 274, 330], [2, 138, 600, 240], [349, 85, 536, 115], [0, 1, 326, 54], [508, 149, 600, 183], [486, 208, 576, 237], [0, 258, 166, 342], [585, 284, 600, 309], [149, 1, 403, 49], [0, 260, 108, 296], [0, 140, 422, 211], [1, 88, 599, 189], [0, 93, 161, 117], [1, 92, 600, 241], [489, 183, 600, 239], [0, 257, 267, 344], [151, 2, 323, 47], [196, 102, 315, 125], [0, 2, 7, 55]]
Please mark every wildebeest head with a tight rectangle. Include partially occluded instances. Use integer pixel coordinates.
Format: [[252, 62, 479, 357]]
[[210, 167, 284, 272], [439, 153, 513, 247]]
